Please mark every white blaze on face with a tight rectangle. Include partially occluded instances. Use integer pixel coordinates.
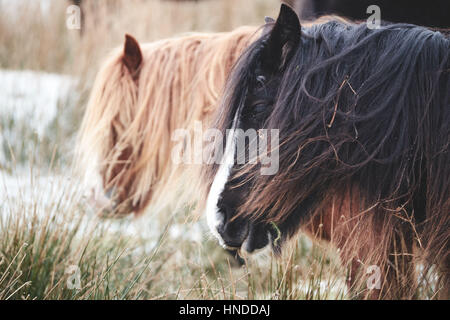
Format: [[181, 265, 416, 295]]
[[205, 114, 239, 246]]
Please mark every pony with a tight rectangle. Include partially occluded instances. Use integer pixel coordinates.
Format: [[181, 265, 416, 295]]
[[76, 26, 259, 216], [204, 4, 449, 299]]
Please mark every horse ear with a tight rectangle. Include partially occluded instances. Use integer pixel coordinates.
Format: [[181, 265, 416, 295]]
[[123, 34, 143, 74], [262, 4, 301, 72], [262, 16, 275, 36], [265, 16, 275, 24]]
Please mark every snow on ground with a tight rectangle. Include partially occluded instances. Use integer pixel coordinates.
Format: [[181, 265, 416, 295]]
[[0, 69, 76, 216], [0, 69, 78, 167], [0, 69, 76, 137]]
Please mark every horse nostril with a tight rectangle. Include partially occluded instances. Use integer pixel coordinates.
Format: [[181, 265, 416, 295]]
[[242, 223, 270, 253], [220, 217, 249, 248]]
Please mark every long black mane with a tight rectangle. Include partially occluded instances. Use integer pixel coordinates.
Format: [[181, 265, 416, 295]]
[[203, 5, 449, 297], [213, 19, 449, 250]]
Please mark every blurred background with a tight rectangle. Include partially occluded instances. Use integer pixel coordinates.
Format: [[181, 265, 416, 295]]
[[1, 0, 286, 74]]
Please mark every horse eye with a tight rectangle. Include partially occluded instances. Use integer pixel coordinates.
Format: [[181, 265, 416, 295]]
[[256, 75, 266, 84]]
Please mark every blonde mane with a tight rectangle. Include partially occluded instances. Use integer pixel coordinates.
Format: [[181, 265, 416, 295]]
[[77, 26, 259, 215]]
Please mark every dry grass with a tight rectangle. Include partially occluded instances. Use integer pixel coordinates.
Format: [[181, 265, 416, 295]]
[[0, 165, 438, 299], [0, 164, 349, 300]]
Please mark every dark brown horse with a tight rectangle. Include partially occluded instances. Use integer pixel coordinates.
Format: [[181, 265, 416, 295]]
[[204, 4, 449, 299]]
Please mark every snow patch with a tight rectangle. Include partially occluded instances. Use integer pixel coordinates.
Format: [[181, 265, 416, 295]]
[[0, 70, 76, 137]]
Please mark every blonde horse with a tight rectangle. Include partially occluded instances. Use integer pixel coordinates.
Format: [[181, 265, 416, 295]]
[[77, 26, 259, 215]]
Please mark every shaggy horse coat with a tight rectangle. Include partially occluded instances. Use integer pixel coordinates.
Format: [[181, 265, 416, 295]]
[[77, 27, 259, 215], [204, 5, 449, 299]]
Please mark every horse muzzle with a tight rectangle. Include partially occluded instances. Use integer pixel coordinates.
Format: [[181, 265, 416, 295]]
[[216, 218, 271, 253], [88, 187, 134, 217]]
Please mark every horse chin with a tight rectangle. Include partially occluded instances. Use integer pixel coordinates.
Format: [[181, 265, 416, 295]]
[[241, 231, 271, 254]]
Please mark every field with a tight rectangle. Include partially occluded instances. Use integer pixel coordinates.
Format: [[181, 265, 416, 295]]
[[0, 0, 436, 300]]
